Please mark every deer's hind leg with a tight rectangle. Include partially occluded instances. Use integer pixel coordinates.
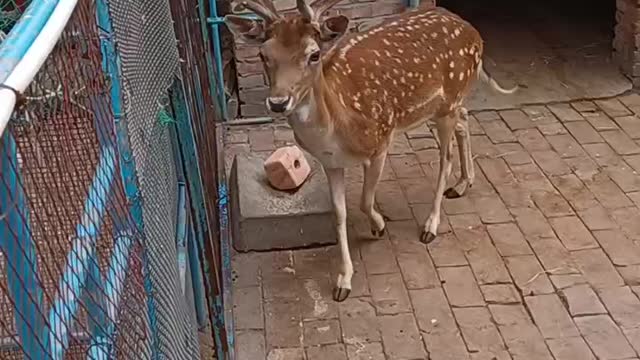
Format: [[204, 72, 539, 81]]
[[361, 151, 388, 237], [445, 107, 475, 199], [420, 113, 456, 245]]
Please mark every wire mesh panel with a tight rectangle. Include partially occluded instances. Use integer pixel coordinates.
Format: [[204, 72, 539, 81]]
[[0, 0, 225, 358], [0, 1, 151, 358]]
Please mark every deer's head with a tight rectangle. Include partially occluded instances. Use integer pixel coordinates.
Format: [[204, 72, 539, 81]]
[[226, 0, 349, 114]]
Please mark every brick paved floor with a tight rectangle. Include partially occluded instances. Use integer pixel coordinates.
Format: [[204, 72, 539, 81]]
[[228, 94, 640, 360]]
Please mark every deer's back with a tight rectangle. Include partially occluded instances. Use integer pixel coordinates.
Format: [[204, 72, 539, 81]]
[[324, 7, 483, 131]]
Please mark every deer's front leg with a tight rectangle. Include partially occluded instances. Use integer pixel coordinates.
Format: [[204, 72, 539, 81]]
[[445, 108, 475, 199], [361, 152, 387, 237], [421, 118, 455, 244], [325, 166, 353, 302]]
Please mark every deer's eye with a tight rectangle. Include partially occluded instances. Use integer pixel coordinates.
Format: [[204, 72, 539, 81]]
[[308, 51, 321, 65]]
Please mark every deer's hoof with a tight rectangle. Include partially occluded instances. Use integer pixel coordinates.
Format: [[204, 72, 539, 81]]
[[444, 187, 462, 199], [333, 287, 351, 302], [420, 230, 437, 245], [371, 225, 386, 238]]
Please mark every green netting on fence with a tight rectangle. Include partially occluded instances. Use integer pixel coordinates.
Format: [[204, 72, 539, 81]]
[[0, 0, 28, 34]]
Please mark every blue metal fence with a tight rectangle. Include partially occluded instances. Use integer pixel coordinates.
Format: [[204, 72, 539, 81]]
[[0, 0, 231, 358]]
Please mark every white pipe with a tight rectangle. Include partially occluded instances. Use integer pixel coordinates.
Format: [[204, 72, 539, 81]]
[[0, 0, 78, 137]]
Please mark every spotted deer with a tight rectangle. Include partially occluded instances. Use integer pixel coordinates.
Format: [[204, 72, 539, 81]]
[[226, 0, 518, 302]]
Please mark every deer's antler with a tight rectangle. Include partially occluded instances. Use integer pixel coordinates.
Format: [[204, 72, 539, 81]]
[[297, 0, 343, 22], [236, 0, 280, 22]]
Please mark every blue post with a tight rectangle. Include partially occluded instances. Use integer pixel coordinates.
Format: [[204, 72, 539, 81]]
[[208, 0, 229, 120], [95, 0, 158, 357], [46, 145, 116, 359], [0, 133, 46, 359]]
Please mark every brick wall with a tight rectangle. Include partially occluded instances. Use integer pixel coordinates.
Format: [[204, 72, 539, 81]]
[[614, 0, 640, 86], [229, 0, 435, 119]]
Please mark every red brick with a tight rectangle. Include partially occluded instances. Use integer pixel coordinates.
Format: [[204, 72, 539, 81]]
[[538, 122, 568, 136], [572, 248, 625, 290], [472, 135, 500, 157], [360, 238, 399, 275], [482, 120, 516, 143], [468, 115, 485, 135], [593, 229, 640, 266], [525, 294, 579, 339], [583, 142, 623, 166], [611, 206, 640, 240], [449, 215, 511, 284], [248, 129, 275, 152], [398, 177, 434, 204], [528, 236, 577, 274], [531, 150, 572, 176], [510, 163, 554, 192], [496, 143, 533, 166], [489, 304, 554, 360], [601, 129, 640, 155], [427, 232, 468, 267], [487, 223, 532, 257], [237, 330, 266, 360], [510, 207, 555, 239], [300, 277, 340, 320], [410, 288, 470, 360], [388, 154, 424, 179], [584, 111, 619, 131], [564, 155, 600, 181], [596, 98, 632, 118], [477, 158, 515, 187], [346, 342, 385, 360], [516, 128, 552, 152], [408, 137, 438, 151], [495, 183, 534, 208], [473, 195, 512, 224], [564, 121, 603, 144], [474, 110, 500, 122], [548, 103, 584, 122], [505, 255, 554, 296], [549, 216, 598, 251], [584, 173, 633, 209], [375, 181, 413, 221], [546, 337, 596, 360], [550, 174, 598, 211], [523, 105, 559, 125], [304, 319, 341, 346], [500, 109, 535, 130], [453, 307, 508, 356], [606, 163, 640, 192], [480, 284, 521, 304], [618, 93, 640, 114], [265, 299, 302, 348], [550, 274, 588, 290], [439, 266, 485, 307], [575, 315, 636, 360], [378, 314, 426, 359], [578, 205, 618, 231], [547, 134, 585, 158], [388, 135, 412, 155], [369, 273, 412, 315], [572, 100, 598, 113], [599, 286, 640, 331], [387, 220, 440, 289], [339, 297, 380, 343], [238, 73, 265, 89], [306, 344, 347, 360], [614, 115, 640, 139], [561, 284, 607, 316], [532, 191, 575, 218], [234, 286, 264, 330]]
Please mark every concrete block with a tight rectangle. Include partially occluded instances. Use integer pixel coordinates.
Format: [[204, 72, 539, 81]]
[[230, 154, 337, 252]]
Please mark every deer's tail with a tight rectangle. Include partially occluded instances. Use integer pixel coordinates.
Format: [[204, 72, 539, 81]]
[[478, 60, 519, 95]]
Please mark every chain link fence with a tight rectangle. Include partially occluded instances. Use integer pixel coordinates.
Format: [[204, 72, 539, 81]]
[[0, 0, 226, 358]]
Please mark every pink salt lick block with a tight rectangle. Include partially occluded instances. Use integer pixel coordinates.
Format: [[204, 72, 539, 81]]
[[264, 145, 311, 190]]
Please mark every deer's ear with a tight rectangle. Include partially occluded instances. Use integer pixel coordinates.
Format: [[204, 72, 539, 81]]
[[319, 15, 349, 42], [225, 15, 267, 44]]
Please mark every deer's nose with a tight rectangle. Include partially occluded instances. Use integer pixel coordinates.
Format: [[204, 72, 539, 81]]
[[267, 96, 292, 113]]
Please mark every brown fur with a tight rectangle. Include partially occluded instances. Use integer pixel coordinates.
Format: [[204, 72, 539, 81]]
[[261, 7, 483, 159]]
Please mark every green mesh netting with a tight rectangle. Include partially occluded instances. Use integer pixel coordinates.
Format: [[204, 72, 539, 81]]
[[0, 0, 28, 34]]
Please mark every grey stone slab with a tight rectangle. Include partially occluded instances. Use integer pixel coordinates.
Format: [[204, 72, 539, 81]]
[[230, 154, 336, 251]]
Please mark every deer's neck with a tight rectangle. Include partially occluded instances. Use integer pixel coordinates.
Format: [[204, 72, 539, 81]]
[[290, 68, 344, 130]]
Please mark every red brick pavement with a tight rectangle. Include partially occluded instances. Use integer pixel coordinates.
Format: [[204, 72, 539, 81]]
[[228, 94, 640, 360]]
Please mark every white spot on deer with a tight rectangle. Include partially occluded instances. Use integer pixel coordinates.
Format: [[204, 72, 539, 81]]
[[459, 72, 465, 81], [357, 35, 364, 41], [400, 77, 406, 84], [354, 102, 362, 110], [449, 61, 455, 68], [454, 28, 461, 37], [432, 63, 437, 69], [394, 58, 402, 64], [339, 94, 346, 107], [413, 57, 420, 64], [431, 32, 438, 38], [442, 26, 448, 34], [373, 50, 381, 57], [397, 48, 404, 54], [449, 72, 454, 79], [383, 39, 391, 46], [459, 49, 464, 56]]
